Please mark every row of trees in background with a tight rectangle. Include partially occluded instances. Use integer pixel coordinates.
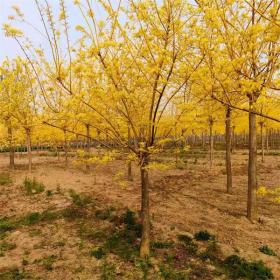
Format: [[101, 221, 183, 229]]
[[1, 0, 280, 257]]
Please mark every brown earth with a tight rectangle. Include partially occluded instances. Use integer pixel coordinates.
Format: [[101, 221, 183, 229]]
[[0, 150, 279, 279]]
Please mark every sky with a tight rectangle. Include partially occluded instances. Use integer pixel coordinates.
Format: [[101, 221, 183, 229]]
[[0, 0, 186, 63], [0, 0, 93, 62]]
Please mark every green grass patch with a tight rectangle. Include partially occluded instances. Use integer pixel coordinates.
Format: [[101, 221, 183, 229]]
[[224, 255, 274, 280], [177, 234, 198, 255], [159, 264, 189, 280], [34, 255, 57, 271], [0, 210, 61, 234], [46, 190, 53, 197], [69, 189, 93, 207], [151, 241, 174, 249], [259, 245, 277, 257], [0, 173, 12, 185], [200, 240, 222, 262], [0, 269, 31, 280], [0, 241, 16, 256], [23, 177, 45, 195], [194, 230, 215, 241], [100, 261, 116, 280], [104, 232, 138, 260], [90, 247, 106, 259]]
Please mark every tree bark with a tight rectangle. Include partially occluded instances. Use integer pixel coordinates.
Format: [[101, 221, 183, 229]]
[[127, 124, 133, 181], [140, 153, 150, 258], [64, 129, 68, 168], [266, 127, 269, 152], [232, 126, 235, 153], [25, 128, 32, 173], [260, 122, 264, 163], [8, 126, 15, 169], [209, 116, 214, 169], [247, 98, 258, 221], [225, 107, 232, 194], [201, 131, 205, 150], [86, 124, 90, 171]]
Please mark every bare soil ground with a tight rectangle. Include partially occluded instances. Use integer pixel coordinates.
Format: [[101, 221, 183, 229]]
[[0, 150, 279, 279]]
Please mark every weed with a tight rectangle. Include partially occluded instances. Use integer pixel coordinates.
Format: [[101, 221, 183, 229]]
[[29, 229, 42, 237], [90, 247, 106, 259], [194, 230, 214, 241], [136, 258, 152, 280], [22, 258, 29, 266], [62, 207, 85, 219], [1, 211, 60, 236], [105, 232, 138, 260], [0, 218, 16, 233], [176, 162, 185, 170], [97, 209, 142, 260], [224, 255, 274, 280], [23, 177, 45, 195], [0, 269, 30, 280], [69, 189, 93, 207], [177, 234, 198, 255], [0, 241, 16, 255], [189, 264, 211, 279], [122, 209, 142, 239], [159, 264, 189, 280], [74, 265, 85, 274], [101, 261, 116, 280], [35, 255, 57, 271], [177, 234, 193, 244], [53, 241, 66, 248], [0, 173, 12, 185], [23, 212, 41, 225], [0, 232, 7, 240], [259, 245, 277, 256], [151, 241, 174, 249], [22, 210, 59, 226], [200, 240, 222, 262], [95, 208, 113, 220], [46, 190, 53, 197]]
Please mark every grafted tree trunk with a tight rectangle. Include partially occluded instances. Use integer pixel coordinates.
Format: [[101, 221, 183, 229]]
[[86, 124, 90, 171], [25, 128, 32, 173], [247, 98, 258, 221], [209, 116, 214, 169], [225, 107, 232, 194], [140, 152, 150, 258], [8, 125, 15, 169], [64, 129, 68, 168]]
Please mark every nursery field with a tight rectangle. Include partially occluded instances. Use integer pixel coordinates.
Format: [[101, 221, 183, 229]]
[[1, 0, 280, 279], [0, 150, 279, 280]]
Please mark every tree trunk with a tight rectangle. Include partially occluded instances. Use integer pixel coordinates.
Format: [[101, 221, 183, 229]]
[[86, 124, 90, 171], [232, 126, 235, 153], [8, 126, 15, 169], [271, 129, 274, 149], [25, 128, 32, 173], [225, 107, 232, 194], [266, 127, 269, 152], [127, 125, 133, 181], [64, 129, 68, 168], [247, 98, 258, 221], [201, 131, 205, 150], [140, 154, 150, 258], [209, 117, 214, 169], [260, 122, 264, 163]]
